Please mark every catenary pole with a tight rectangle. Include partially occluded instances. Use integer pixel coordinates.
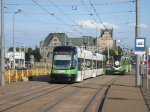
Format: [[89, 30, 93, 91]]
[[1, 0, 5, 86], [13, 9, 22, 71], [135, 0, 141, 86]]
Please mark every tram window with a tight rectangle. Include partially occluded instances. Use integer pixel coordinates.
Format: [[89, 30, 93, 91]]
[[85, 59, 92, 70], [97, 61, 102, 69], [93, 60, 96, 69], [100, 61, 103, 68], [78, 58, 84, 71], [97, 61, 100, 69]]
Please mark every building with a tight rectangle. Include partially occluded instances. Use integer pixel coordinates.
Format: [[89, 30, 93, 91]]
[[5, 52, 25, 68], [39, 29, 115, 63], [97, 29, 116, 53], [69, 36, 96, 53], [39, 33, 68, 63]]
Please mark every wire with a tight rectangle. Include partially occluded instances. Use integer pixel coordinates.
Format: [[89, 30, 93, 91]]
[[47, 0, 95, 36], [88, 0, 107, 29], [5, 0, 135, 6], [31, 0, 86, 36], [80, 0, 98, 23]]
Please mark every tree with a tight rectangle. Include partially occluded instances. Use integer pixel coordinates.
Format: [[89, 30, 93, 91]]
[[102, 48, 116, 61], [32, 47, 42, 62], [25, 48, 33, 61], [8, 47, 13, 51], [8, 47, 25, 52], [118, 46, 123, 55]]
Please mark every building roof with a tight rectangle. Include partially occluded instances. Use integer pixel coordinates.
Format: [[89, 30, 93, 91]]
[[69, 36, 95, 46], [43, 33, 68, 46], [101, 29, 113, 38]]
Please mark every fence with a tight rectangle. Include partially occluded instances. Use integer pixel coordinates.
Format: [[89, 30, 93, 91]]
[[5, 68, 51, 83]]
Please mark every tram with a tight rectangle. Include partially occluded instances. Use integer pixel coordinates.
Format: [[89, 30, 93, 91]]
[[50, 46, 106, 83], [112, 55, 132, 75]]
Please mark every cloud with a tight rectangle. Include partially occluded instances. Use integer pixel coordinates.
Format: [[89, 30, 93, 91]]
[[128, 23, 149, 28], [77, 20, 119, 29]]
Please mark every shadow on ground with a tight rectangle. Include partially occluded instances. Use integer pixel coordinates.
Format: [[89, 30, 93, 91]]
[[28, 75, 51, 83]]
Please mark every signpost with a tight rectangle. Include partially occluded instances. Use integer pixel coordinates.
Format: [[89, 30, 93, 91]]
[[134, 37, 146, 86], [146, 47, 150, 91], [135, 38, 146, 54]]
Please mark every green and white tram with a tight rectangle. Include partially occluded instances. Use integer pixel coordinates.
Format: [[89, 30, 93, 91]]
[[112, 55, 132, 75], [50, 46, 106, 83]]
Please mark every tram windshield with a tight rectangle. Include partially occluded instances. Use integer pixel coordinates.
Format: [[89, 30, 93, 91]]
[[53, 51, 72, 69]]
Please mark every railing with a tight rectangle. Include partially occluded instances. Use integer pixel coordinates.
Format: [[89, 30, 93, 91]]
[[5, 68, 51, 83]]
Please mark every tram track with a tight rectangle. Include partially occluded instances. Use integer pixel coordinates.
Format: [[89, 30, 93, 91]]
[[0, 84, 56, 100], [97, 84, 111, 112], [0, 83, 73, 111], [40, 76, 118, 112], [83, 77, 117, 112], [0, 84, 61, 106], [0, 75, 119, 112]]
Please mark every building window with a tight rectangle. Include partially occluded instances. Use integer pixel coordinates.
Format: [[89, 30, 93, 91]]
[[54, 39, 57, 41], [54, 43, 57, 45]]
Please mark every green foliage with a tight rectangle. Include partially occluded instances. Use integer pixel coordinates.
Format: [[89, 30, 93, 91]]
[[102, 48, 116, 60], [118, 46, 123, 55], [32, 48, 42, 62], [25, 47, 42, 62], [25, 48, 32, 61], [8, 47, 13, 51], [9, 47, 26, 52]]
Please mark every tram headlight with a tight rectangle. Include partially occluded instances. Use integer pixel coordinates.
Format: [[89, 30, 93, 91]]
[[115, 61, 120, 66]]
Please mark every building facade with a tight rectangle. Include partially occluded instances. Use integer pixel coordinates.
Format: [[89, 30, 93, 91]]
[[5, 52, 25, 68], [39, 33, 68, 63], [39, 29, 115, 63], [98, 29, 115, 53]]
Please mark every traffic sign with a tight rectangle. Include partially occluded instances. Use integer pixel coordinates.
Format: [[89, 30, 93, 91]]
[[135, 38, 146, 54]]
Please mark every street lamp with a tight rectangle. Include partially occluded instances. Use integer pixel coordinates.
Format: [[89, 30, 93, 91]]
[[13, 9, 22, 70]]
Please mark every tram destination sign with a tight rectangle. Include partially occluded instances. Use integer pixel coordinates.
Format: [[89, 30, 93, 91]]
[[135, 37, 146, 54]]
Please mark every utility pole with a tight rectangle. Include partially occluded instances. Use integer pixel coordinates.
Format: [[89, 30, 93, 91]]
[[1, 0, 5, 86], [13, 9, 22, 71], [135, 0, 141, 86]]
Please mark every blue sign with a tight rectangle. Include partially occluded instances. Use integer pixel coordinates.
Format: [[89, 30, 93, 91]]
[[135, 37, 146, 54]]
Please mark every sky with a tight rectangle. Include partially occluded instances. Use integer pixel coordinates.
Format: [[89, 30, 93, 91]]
[[1, 0, 150, 50]]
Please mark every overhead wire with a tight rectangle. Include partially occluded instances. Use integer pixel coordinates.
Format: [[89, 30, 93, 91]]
[[4, 6, 59, 30], [5, 0, 137, 41], [80, 0, 98, 23], [115, 0, 135, 42], [5, 0, 135, 6], [31, 0, 85, 36], [88, 0, 107, 29], [47, 0, 95, 36]]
